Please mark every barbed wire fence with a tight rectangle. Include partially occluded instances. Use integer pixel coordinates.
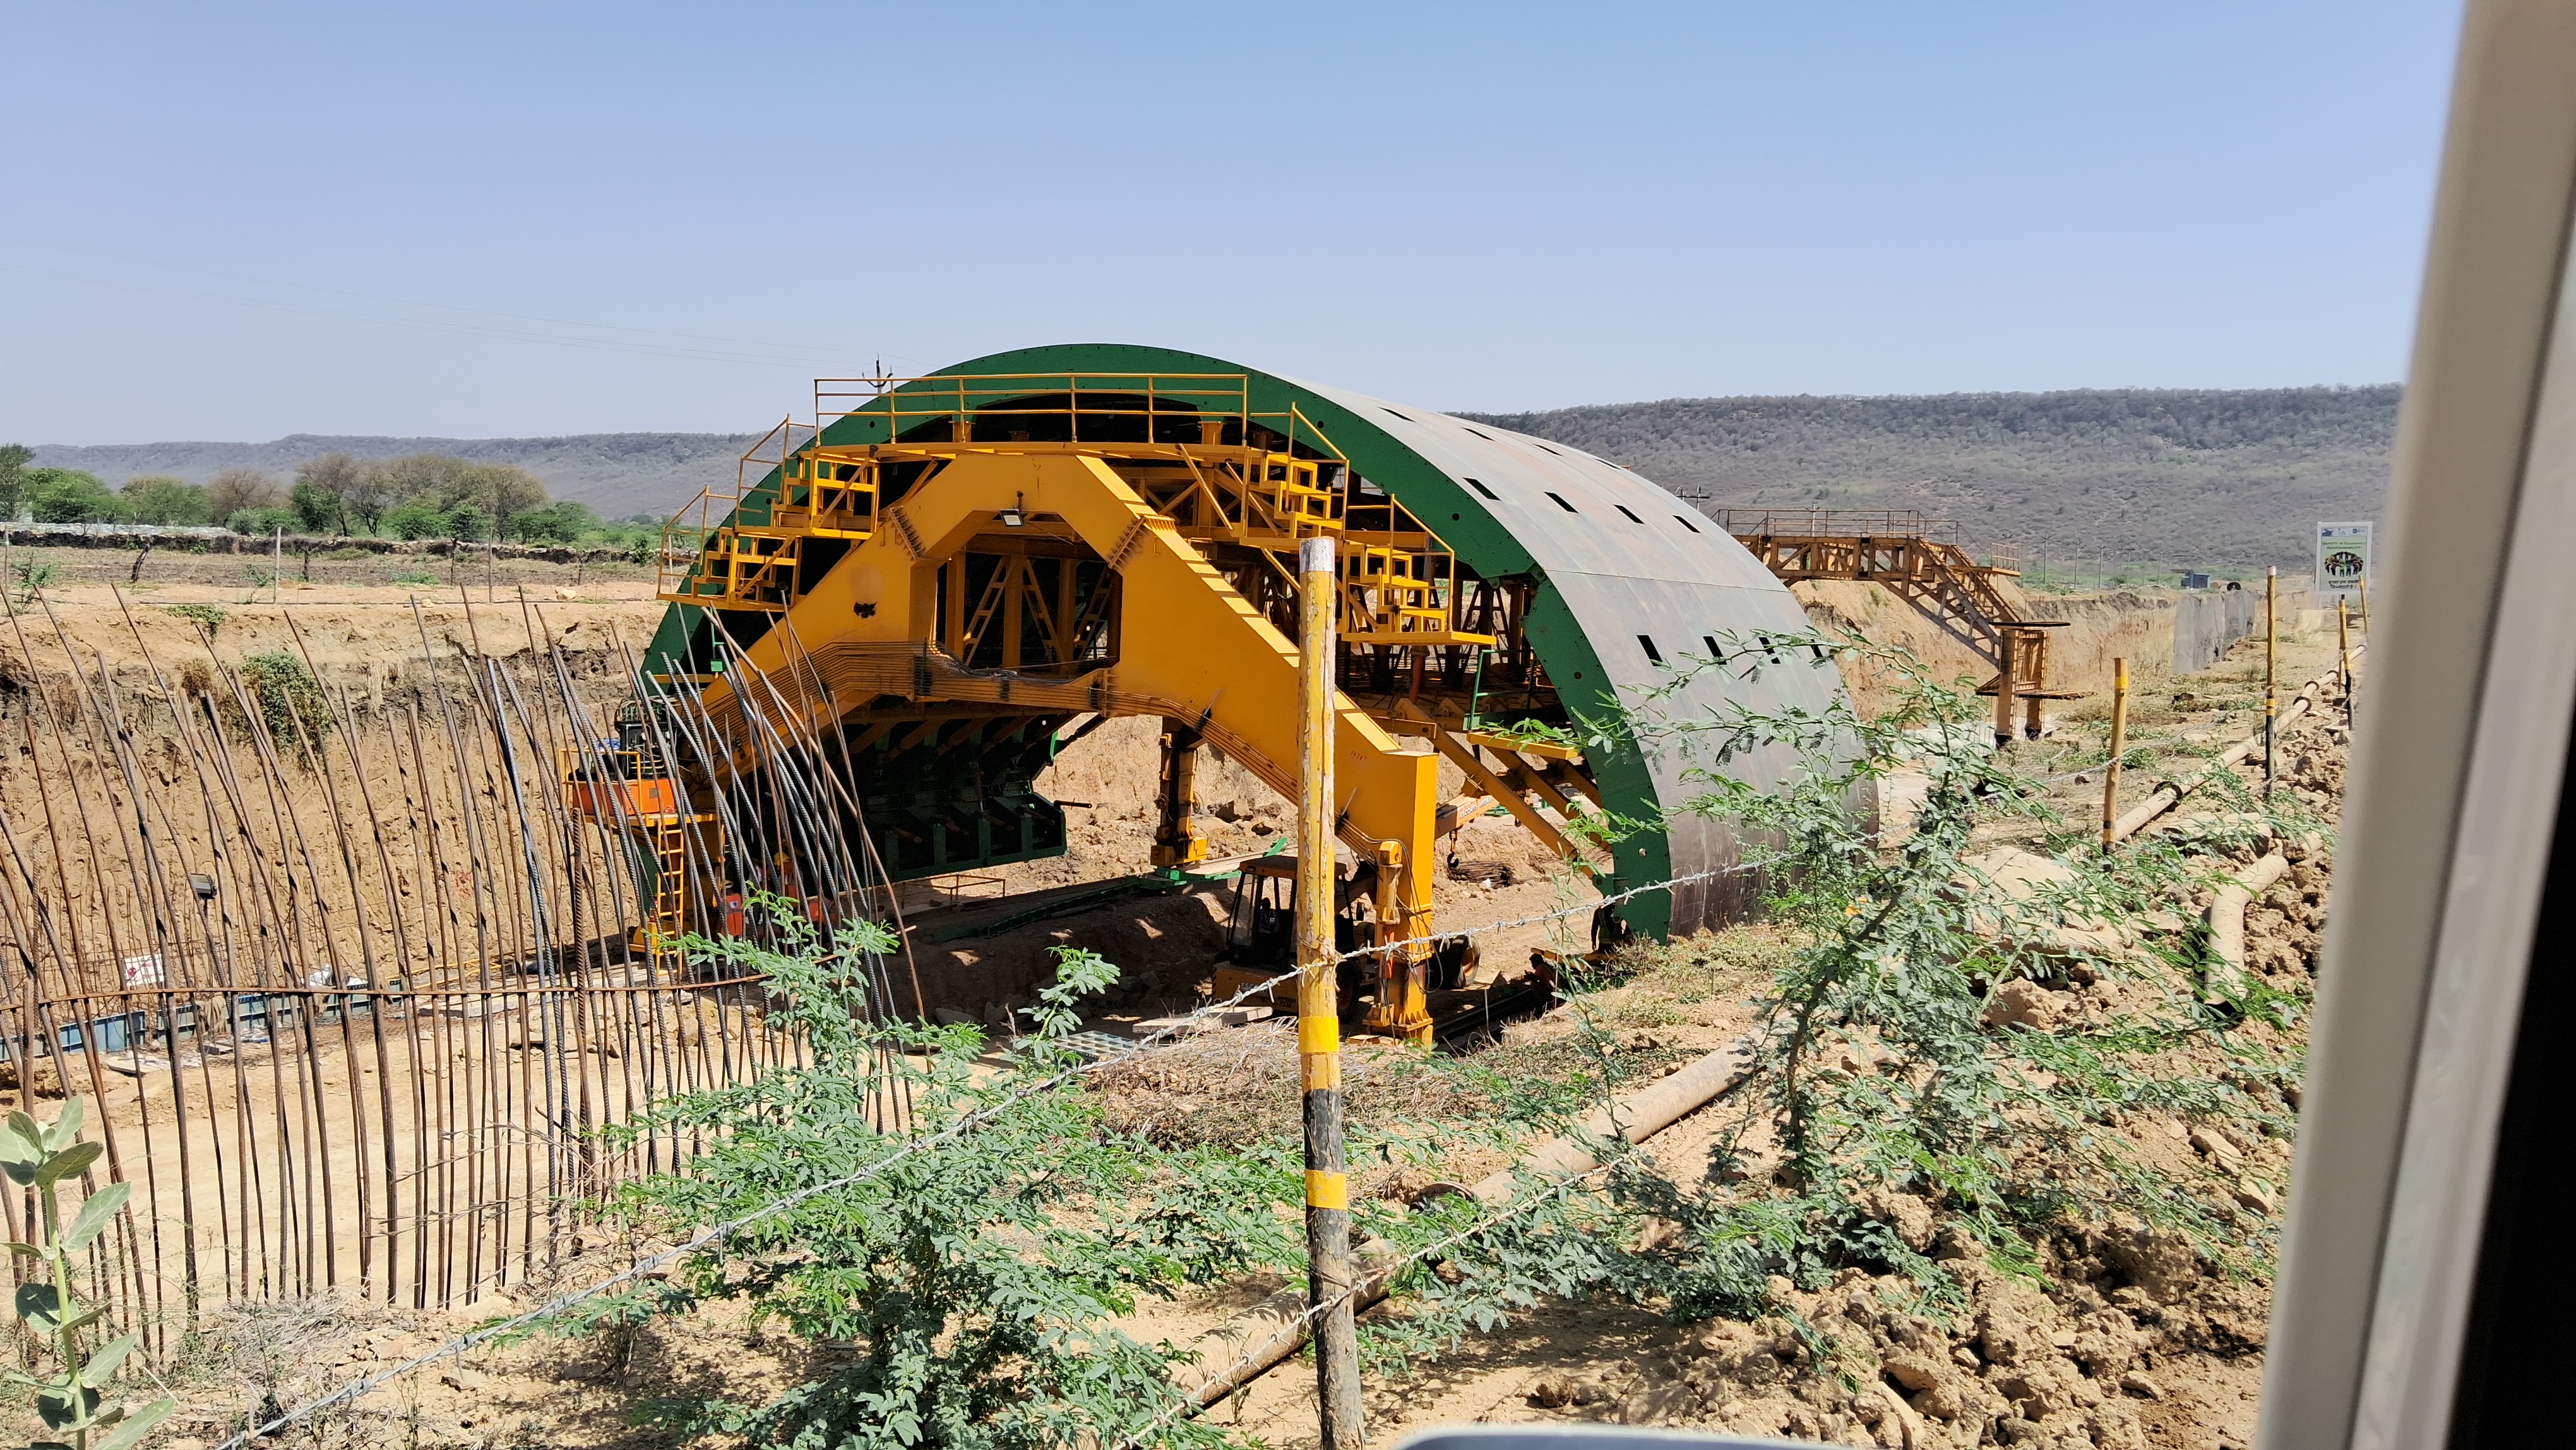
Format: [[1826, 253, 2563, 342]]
[[192, 630, 2376, 1445], [202, 863, 1744, 1447], [1124, 1135, 1658, 1450]]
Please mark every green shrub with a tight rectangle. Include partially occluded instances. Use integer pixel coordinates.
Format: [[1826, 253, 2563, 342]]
[[163, 602, 227, 638], [3, 1099, 176, 1450], [1596, 630, 2284, 1310], [234, 650, 335, 748], [8, 557, 62, 612], [25, 469, 126, 524], [117, 476, 211, 526], [383, 500, 446, 540], [554, 907, 1297, 1450], [511, 499, 598, 544], [287, 478, 340, 534], [1336, 632, 2315, 1380], [227, 506, 299, 537]]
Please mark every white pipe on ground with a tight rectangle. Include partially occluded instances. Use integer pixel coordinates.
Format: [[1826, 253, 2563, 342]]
[[2205, 852, 2292, 1000], [1179, 650, 2360, 1405], [2110, 648, 2361, 844]]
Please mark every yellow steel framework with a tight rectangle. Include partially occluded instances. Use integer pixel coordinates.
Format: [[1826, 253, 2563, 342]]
[[561, 745, 720, 968], [648, 374, 1563, 1040]]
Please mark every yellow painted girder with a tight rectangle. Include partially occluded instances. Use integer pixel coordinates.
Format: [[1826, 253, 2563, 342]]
[[708, 452, 1442, 981]]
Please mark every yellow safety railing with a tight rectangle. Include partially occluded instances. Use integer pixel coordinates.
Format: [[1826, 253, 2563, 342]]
[[813, 371, 1268, 447], [1337, 495, 1491, 646], [659, 417, 824, 611], [664, 380, 1493, 644], [771, 452, 879, 538]]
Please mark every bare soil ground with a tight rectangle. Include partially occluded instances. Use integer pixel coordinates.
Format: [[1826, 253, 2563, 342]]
[[1145, 638, 2347, 1450], [7, 578, 2354, 1450]]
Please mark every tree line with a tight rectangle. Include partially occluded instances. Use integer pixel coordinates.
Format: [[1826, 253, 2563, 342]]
[[0, 444, 652, 546]]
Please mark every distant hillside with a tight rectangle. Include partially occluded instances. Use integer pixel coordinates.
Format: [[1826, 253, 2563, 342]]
[[28, 386, 2394, 570], [25, 432, 759, 518], [1462, 386, 2397, 574]]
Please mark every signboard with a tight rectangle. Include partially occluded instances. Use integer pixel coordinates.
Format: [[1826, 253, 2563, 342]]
[[2317, 522, 2374, 604], [121, 952, 165, 987]]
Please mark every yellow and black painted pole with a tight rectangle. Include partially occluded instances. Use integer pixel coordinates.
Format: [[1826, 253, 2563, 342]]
[[1296, 535, 1365, 1446]]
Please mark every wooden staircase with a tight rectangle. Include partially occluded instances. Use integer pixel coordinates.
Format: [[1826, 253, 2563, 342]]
[[1719, 508, 2073, 737]]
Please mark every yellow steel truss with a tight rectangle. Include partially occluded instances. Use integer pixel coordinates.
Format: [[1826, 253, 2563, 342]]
[[695, 446, 1446, 1037], [645, 376, 1558, 1037]]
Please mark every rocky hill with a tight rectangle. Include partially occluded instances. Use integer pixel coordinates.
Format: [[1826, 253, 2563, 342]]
[[1464, 385, 2397, 575]]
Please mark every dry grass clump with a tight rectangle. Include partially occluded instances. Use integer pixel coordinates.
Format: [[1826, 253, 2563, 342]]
[[1614, 921, 1801, 1007], [1086, 966, 1737, 1156], [1090, 1019, 1306, 1147]]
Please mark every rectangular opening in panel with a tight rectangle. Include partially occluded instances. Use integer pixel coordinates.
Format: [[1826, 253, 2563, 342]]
[[1547, 492, 1580, 513]]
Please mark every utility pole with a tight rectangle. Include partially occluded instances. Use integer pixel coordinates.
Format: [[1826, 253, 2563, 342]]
[[1296, 534, 1364, 1447], [2263, 566, 2278, 801], [2102, 656, 2129, 854]]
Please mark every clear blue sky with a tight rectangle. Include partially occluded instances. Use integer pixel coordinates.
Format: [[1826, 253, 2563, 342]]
[[2, 1, 2461, 443]]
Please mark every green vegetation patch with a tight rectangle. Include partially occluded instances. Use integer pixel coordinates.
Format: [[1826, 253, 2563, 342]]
[[164, 602, 227, 637], [234, 650, 335, 748]]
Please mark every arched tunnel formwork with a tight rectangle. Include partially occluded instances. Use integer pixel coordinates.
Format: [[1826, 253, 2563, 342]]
[[635, 344, 1845, 1030]]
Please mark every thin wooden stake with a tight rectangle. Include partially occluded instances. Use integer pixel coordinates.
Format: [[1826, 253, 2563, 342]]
[[2102, 657, 2129, 855], [2338, 597, 2354, 721], [2263, 566, 2278, 801]]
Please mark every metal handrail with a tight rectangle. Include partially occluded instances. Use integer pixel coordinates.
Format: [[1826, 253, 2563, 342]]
[[1714, 508, 2020, 571], [1713, 507, 1959, 544]]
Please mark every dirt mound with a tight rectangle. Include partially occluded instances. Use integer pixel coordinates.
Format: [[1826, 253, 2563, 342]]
[[1557, 1218, 2275, 1450]]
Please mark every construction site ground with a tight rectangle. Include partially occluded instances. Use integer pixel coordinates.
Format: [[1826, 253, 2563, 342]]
[[0, 570, 2352, 1450]]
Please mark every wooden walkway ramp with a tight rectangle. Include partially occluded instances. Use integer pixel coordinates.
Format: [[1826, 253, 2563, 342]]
[[1718, 508, 2073, 740]]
